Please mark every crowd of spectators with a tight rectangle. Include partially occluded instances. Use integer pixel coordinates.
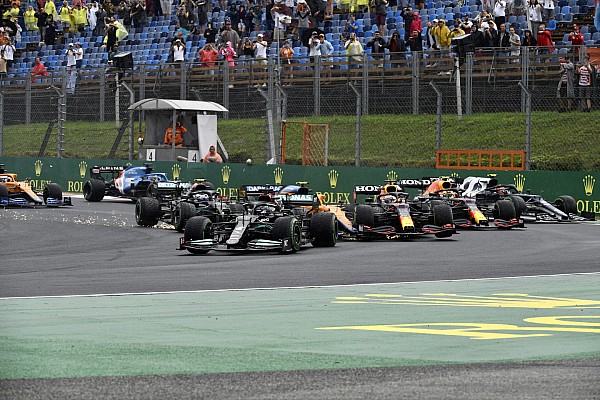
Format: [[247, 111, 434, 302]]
[[0, 0, 597, 81]]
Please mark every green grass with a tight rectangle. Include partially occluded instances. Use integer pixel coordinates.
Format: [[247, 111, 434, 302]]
[[3, 111, 599, 170]]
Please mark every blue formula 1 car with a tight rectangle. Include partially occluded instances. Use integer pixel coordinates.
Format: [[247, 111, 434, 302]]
[[82, 164, 171, 202]]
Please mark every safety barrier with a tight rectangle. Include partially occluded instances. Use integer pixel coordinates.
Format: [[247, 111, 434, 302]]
[[436, 150, 526, 171]]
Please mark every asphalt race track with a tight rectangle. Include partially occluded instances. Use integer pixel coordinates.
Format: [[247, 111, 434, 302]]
[[1, 198, 599, 399]]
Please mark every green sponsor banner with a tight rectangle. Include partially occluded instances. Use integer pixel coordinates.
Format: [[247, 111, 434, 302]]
[[1, 157, 598, 215]]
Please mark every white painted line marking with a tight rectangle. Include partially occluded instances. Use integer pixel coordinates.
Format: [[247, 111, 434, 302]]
[[1, 272, 599, 301]]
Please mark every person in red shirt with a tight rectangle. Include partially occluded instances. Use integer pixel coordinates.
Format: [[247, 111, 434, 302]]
[[567, 25, 584, 57], [198, 43, 218, 77], [536, 24, 554, 63], [31, 57, 49, 82]]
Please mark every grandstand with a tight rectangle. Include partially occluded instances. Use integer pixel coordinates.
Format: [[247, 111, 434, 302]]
[[4, 0, 599, 84]]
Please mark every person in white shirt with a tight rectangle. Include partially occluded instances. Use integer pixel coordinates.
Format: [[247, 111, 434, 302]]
[[171, 38, 185, 62], [541, 0, 555, 22], [253, 33, 268, 87], [74, 42, 84, 68], [65, 43, 77, 94], [493, 0, 506, 28], [308, 31, 321, 65], [1, 38, 15, 71]]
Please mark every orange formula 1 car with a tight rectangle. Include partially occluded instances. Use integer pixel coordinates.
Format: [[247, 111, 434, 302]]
[[0, 164, 71, 207]]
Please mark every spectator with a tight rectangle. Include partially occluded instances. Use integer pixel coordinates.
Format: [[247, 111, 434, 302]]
[[433, 19, 451, 58], [24, 6, 38, 32], [344, 32, 363, 71], [408, 29, 423, 52], [540, 0, 555, 22], [219, 20, 240, 52], [88, 2, 99, 33], [117, 1, 131, 28], [31, 57, 48, 82], [65, 43, 77, 94], [307, 0, 325, 28], [199, 42, 218, 75], [75, 42, 84, 68], [0, 37, 15, 71], [35, 7, 49, 42], [250, 5, 263, 34], [576, 54, 595, 112], [203, 145, 223, 163], [265, 0, 275, 36], [400, 6, 414, 42], [296, 0, 311, 41], [536, 23, 554, 60], [319, 33, 334, 78], [176, 3, 189, 28], [253, 33, 268, 86], [104, 22, 118, 51], [95, 4, 107, 35], [0, 50, 7, 76], [388, 30, 406, 66], [204, 22, 218, 43], [410, 12, 422, 38], [471, 24, 486, 49], [493, 0, 506, 27], [44, 17, 57, 45], [197, 0, 208, 34], [449, 23, 465, 40], [521, 29, 536, 46], [44, 0, 59, 21], [73, 3, 88, 33], [374, 0, 388, 36], [345, 14, 358, 38], [526, 0, 542, 39], [219, 41, 236, 88], [482, 20, 498, 47], [171, 38, 186, 65], [130, 0, 147, 28], [161, 0, 172, 16], [509, 25, 521, 59], [494, 23, 510, 49], [308, 30, 321, 65], [271, 4, 287, 42], [567, 25, 584, 55], [425, 20, 437, 51], [280, 39, 294, 80], [3, 2, 20, 20], [367, 30, 387, 67], [236, 4, 247, 35], [460, 15, 473, 34], [557, 55, 574, 111]]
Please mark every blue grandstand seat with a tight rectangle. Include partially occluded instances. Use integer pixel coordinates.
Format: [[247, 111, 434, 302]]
[[555, 13, 564, 21], [593, 32, 600, 41], [562, 13, 573, 22], [547, 20, 557, 30], [560, 5, 571, 13]]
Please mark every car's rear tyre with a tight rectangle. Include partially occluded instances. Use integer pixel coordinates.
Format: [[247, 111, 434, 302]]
[[135, 197, 161, 227], [272, 216, 301, 253], [174, 202, 196, 232], [310, 212, 337, 247], [228, 203, 245, 215], [494, 200, 516, 221], [0, 183, 8, 205], [43, 183, 63, 204], [184, 216, 212, 254], [355, 204, 375, 227], [83, 179, 105, 202], [507, 195, 526, 218], [555, 195, 577, 215]]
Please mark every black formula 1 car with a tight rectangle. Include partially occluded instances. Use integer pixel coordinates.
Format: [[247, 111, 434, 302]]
[[136, 179, 234, 232], [83, 164, 171, 202], [336, 182, 457, 239], [403, 177, 522, 229], [459, 176, 594, 223], [179, 184, 337, 254], [0, 164, 71, 207]]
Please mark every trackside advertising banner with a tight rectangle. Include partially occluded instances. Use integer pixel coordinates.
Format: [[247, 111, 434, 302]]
[[1, 156, 598, 215]]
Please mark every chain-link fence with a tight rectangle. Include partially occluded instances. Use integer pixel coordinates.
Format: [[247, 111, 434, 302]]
[[1, 45, 598, 170]]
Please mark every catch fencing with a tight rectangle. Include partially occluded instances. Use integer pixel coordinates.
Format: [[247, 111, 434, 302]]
[[0, 44, 598, 171]]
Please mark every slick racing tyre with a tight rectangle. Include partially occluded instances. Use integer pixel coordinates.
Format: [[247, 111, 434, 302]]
[[555, 195, 577, 215], [43, 183, 63, 205], [310, 212, 337, 247], [83, 178, 105, 202], [355, 205, 375, 227], [0, 183, 8, 206], [135, 197, 161, 227], [432, 203, 454, 238], [507, 195, 526, 218], [184, 216, 212, 254], [174, 202, 196, 232], [273, 216, 302, 253], [493, 200, 516, 221]]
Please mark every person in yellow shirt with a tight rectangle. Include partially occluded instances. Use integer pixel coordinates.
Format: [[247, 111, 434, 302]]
[[59, 1, 72, 33], [72, 3, 88, 32], [3, 3, 20, 19], [24, 6, 39, 31], [44, 0, 59, 22]]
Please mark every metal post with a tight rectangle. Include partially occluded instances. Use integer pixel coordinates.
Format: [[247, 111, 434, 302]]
[[25, 73, 32, 125], [258, 89, 277, 163], [349, 82, 361, 167], [139, 64, 146, 104], [0, 79, 3, 156], [454, 57, 462, 121], [465, 53, 473, 115], [180, 62, 187, 100], [115, 73, 120, 128], [223, 62, 229, 120], [521, 47, 529, 113], [276, 84, 288, 121], [412, 51, 419, 115], [314, 57, 321, 116], [171, 108, 177, 160], [518, 81, 531, 171], [120, 82, 135, 160], [99, 67, 105, 122], [58, 70, 67, 157], [361, 54, 368, 115], [429, 81, 442, 150]]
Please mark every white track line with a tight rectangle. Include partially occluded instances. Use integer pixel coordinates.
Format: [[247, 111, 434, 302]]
[[2, 272, 600, 301]]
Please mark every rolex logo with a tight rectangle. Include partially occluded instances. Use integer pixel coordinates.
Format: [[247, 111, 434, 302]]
[[79, 160, 88, 178], [450, 172, 460, 179], [274, 167, 283, 185], [514, 174, 526, 193], [172, 164, 181, 180], [34, 160, 43, 177], [386, 171, 398, 181], [222, 166, 231, 184], [328, 170, 339, 189], [583, 175, 595, 197]]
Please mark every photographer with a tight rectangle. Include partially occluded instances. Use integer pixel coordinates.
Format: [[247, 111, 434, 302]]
[[308, 31, 321, 66], [0, 36, 15, 71], [65, 43, 78, 94], [557, 55, 574, 112], [344, 32, 363, 71], [367, 30, 387, 68]]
